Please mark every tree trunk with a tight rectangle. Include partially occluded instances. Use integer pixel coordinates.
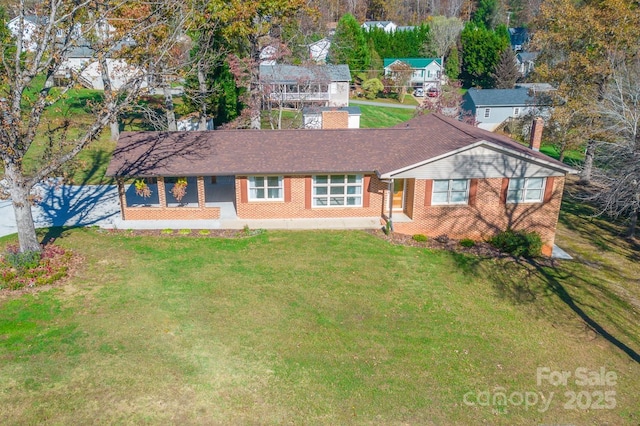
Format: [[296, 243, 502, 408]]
[[163, 76, 177, 131], [580, 140, 596, 184], [629, 207, 638, 238], [5, 162, 40, 253], [197, 62, 208, 131], [110, 120, 120, 141]]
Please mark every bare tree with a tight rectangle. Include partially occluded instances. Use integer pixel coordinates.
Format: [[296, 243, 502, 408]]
[[0, 0, 181, 252], [427, 16, 463, 84], [582, 57, 640, 237], [388, 61, 413, 103]]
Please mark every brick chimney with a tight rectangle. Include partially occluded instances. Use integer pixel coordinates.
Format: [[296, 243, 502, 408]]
[[529, 117, 544, 151], [321, 110, 349, 129]]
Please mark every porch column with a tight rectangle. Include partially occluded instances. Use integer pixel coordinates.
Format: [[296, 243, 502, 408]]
[[387, 179, 394, 231], [117, 178, 127, 220], [197, 176, 206, 209], [157, 177, 167, 208]]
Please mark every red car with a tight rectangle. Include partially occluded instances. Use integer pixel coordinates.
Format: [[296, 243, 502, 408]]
[[427, 87, 440, 97]]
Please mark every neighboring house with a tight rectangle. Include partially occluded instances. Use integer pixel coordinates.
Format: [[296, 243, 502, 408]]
[[176, 115, 214, 131], [259, 45, 278, 65], [8, 15, 111, 52], [7, 15, 39, 51], [516, 51, 539, 77], [383, 58, 444, 89], [106, 113, 576, 256], [361, 21, 397, 32], [260, 64, 351, 108], [463, 87, 551, 131], [308, 38, 331, 63], [302, 106, 362, 129], [56, 41, 147, 91], [515, 83, 556, 95], [509, 27, 530, 52]]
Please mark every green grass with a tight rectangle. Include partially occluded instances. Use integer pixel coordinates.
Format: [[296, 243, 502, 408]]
[[261, 109, 303, 129], [540, 144, 585, 166], [0, 206, 638, 424], [360, 95, 420, 106], [357, 104, 416, 128]]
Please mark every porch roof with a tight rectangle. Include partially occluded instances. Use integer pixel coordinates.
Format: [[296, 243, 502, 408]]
[[106, 113, 574, 178]]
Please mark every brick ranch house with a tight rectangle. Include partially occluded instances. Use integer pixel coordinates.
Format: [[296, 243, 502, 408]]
[[106, 113, 575, 255]]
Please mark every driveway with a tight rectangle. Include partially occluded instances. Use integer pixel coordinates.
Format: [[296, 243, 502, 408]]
[[0, 183, 120, 238]]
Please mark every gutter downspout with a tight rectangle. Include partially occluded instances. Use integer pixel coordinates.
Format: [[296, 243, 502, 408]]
[[387, 179, 394, 232]]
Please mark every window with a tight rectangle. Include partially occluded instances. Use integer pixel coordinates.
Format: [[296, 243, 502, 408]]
[[507, 178, 545, 203], [432, 179, 469, 205], [313, 175, 362, 207], [248, 176, 283, 201], [484, 108, 491, 118], [513, 107, 520, 117]]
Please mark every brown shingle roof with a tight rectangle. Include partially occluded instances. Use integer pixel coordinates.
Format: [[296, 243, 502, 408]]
[[106, 113, 572, 178]]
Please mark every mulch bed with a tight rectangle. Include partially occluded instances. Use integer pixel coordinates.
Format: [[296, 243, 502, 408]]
[[365, 229, 509, 258], [103, 228, 257, 238]]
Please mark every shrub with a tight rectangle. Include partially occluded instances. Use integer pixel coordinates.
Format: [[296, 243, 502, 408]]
[[3, 245, 41, 272], [412, 234, 428, 242], [0, 244, 71, 290], [362, 78, 384, 100], [198, 229, 211, 235], [179, 229, 191, 235], [489, 229, 542, 257], [459, 238, 475, 248], [161, 229, 173, 234]]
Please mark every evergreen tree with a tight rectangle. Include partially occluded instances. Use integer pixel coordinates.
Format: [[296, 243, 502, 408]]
[[460, 22, 509, 88], [445, 47, 460, 80], [492, 48, 519, 88], [367, 39, 383, 79], [364, 24, 431, 59], [329, 14, 370, 80], [472, 0, 498, 29]]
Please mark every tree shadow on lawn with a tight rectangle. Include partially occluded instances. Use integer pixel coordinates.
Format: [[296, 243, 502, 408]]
[[450, 252, 640, 364]]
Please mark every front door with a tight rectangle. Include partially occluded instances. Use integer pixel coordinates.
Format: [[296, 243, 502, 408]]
[[392, 179, 405, 211]]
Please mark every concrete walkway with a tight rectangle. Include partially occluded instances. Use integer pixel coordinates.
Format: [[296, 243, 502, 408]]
[[111, 216, 381, 231]]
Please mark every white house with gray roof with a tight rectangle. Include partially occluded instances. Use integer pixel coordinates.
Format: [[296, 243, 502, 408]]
[[259, 64, 351, 107], [361, 21, 397, 32], [463, 87, 552, 131]]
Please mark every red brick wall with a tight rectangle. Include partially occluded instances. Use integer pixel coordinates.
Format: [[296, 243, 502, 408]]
[[322, 111, 349, 129], [235, 175, 386, 219], [393, 177, 565, 256], [122, 207, 221, 220]]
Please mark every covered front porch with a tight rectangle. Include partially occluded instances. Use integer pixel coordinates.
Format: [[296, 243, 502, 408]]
[[383, 178, 415, 228], [118, 175, 238, 221]]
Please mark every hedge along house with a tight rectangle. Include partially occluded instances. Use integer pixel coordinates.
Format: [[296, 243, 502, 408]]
[[106, 114, 575, 255]]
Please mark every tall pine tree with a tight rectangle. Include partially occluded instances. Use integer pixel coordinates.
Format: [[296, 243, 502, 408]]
[[329, 14, 370, 80], [491, 48, 519, 88]]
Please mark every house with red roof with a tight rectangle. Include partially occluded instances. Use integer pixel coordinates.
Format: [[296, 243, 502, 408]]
[[106, 114, 575, 255]]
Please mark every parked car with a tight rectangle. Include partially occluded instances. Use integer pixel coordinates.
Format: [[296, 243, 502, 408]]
[[413, 88, 424, 97], [427, 87, 440, 97]]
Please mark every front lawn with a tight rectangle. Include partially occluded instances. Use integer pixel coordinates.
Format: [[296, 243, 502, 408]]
[[0, 219, 638, 423]]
